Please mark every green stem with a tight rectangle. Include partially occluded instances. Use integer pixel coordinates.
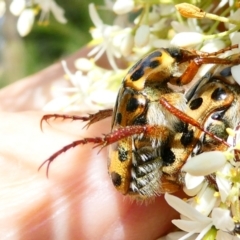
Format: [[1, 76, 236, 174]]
[[205, 12, 240, 26], [207, 6, 233, 34], [204, 25, 240, 40]]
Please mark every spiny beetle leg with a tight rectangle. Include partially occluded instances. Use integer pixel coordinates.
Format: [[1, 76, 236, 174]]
[[40, 109, 113, 131], [39, 125, 158, 177], [159, 97, 230, 147]]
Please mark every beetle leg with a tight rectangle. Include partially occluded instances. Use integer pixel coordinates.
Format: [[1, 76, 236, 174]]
[[193, 44, 238, 57], [160, 97, 230, 147], [40, 108, 113, 130], [39, 124, 166, 177]]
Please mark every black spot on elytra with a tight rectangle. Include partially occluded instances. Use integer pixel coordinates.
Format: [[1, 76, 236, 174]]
[[128, 59, 142, 74], [126, 97, 139, 112], [130, 66, 145, 81], [149, 60, 160, 69], [189, 98, 203, 110], [181, 129, 194, 146], [219, 66, 232, 77], [116, 112, 122, 124], [118, 147, 128, 161], [148, 51, 162, 59], [211, 87, 227, 101], [130, 51, 162, 81], [161, 147, 175, 165], [111, 172, 122, 187], [175, 122, 186, 133]]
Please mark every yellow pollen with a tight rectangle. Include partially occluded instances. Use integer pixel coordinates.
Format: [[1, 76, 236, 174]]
[[194, 196, 201, 204], [226, 128, 236, 137], [214, 192, 220, 197]]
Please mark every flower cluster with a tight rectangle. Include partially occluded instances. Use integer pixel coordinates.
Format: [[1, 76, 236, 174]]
[[9, 0, 67, 37], [45, 1, 240, 112], [160, 128, 240, 240]]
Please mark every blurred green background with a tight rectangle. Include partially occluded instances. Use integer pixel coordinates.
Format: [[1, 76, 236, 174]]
[[0, 0, 109, 87]]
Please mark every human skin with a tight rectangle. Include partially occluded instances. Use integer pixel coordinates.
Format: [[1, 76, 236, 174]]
[[0, 48, 180, 240]]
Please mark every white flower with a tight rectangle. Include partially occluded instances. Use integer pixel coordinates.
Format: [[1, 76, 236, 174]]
[[216, 230, 239, 240], [165, 193, 213, 240], [164, 193, 237, 240], [134, 25, 150, 48], [200, 40, 226, 52], [17, 9, 35, 36], [182, 151, 227, 176], [0, 0, 5, 17], [113, 0, 134, 15], [216, 162, 232, 203], [10, 0, 25, 16], [120, 31, 134, 57], [157, 231, 198, 240], [170, 32, 203, 47], [212, 208, 235, 231], [34, 0, 67, 24], [44, 60, 117, 112], [152, 38, 171, 49], [185, 173, 204, 190], [230, 32, 240, 54], [187, 183, 218, 216], [74, 58, 94, 72], [88, 3, 123, 71], [231, 65, 240, 85]]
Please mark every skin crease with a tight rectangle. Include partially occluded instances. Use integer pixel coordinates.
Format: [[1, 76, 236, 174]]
[[0, 47, 181, 240]]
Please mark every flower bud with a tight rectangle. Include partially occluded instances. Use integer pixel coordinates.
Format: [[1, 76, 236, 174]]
[[134, 25, 150, 48], [175, 3, 206, 19], [113, 0, 134, 15], [17, 9, 35, 36], [171, 32, 203, 47]]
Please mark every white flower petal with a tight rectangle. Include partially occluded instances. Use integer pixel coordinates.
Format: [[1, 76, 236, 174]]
[[74, 58, 94, 72], [171, 32, 203, 47], [230, 9, 240, 23], [113, 0, 134, 15], [50, 1, 67, 24], [171, 21, 192, 33], [134, 25, 150, 47], [158, 231, 197, 240], [89, 3, 103, 27], [231, 65, 240, 85], [230, 32, 240, 51], [185, 173, 204, 190], [216, 230, 237, 240], [200, 40, 225, 53], [90, 90, 117, 106], [182, 151, 227, 176], [0, 0, 5, 17], [43, 96, 71, 111], [148, 11, 160, 25], [172, 220, 210, 233], [152, 39, 171, 48], [120, 32, 134, 57], [165, 193, 211, 222], [10, 0, 25, 16], [190, 186, 217, 216], [196, 224, 214, 240], [183, 184, 203, 197], [212, 208, 234, 231], [216, 163, 232, 202], [17, 9, 35, 36]]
